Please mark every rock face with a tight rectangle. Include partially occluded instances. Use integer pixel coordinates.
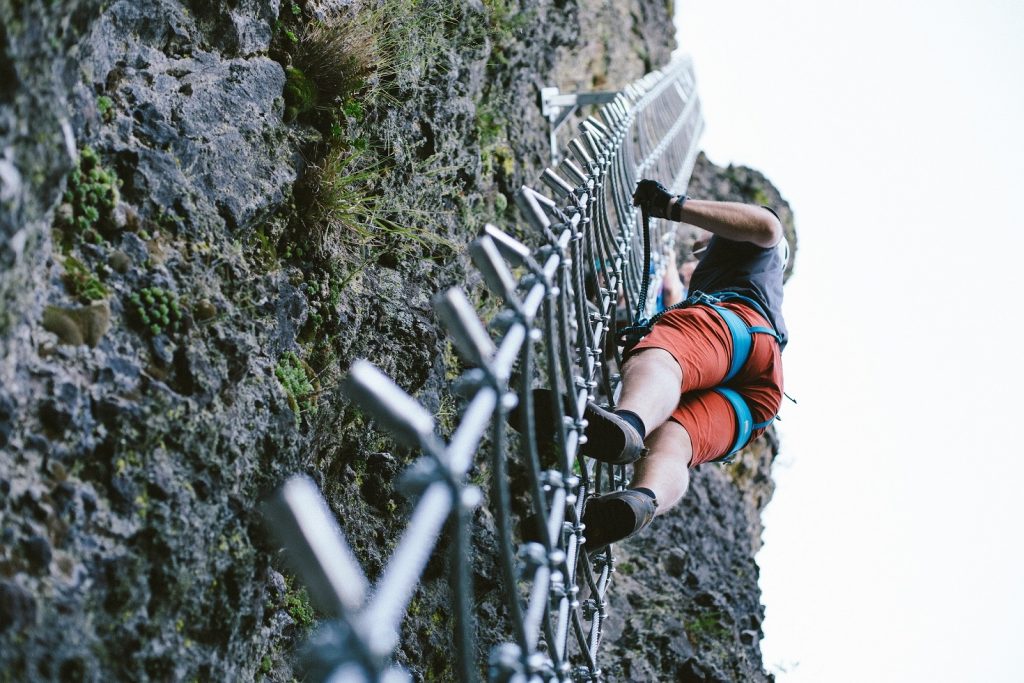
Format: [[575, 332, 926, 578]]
[[0, 0, 792, 680]]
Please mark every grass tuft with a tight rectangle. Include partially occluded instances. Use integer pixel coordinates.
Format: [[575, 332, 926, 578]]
[[293, 146, 455, 263], [62, 256, 108, 303], [285, 9, 378, 124]]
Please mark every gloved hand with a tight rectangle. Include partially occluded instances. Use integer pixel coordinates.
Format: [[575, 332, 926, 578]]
[[633, 179, 684, 220]]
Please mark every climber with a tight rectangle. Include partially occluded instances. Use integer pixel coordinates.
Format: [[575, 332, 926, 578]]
[[579, 179, 790, 549]]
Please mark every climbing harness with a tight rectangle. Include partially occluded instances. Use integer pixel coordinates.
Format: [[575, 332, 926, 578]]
[[634, 289, 782, 462]]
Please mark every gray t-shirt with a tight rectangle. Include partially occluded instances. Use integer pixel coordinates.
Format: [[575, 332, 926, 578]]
[[689, 232, 789, 350]]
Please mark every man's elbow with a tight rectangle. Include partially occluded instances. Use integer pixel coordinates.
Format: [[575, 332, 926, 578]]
[[752, 209, 783, 248]]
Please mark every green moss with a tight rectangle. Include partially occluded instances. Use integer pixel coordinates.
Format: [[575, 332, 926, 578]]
[[477, 98, 515, 184], [350, 454, 368, 489], [97, 95, 114, 122], [686, 610, 730, 641], [275, 351, 319, 427], [155, 207, 184, 232], [476, 101, 504, 149], [127, 286, 184, 337], [62, 146, 120, 242], [470, 0, 531, 67], [281, 241, 307, 260], [493, 192, 508, 213], [252, 227, 278, 265], [283, 66, 317, 121], [283, 578, 315, 629], [342, 98, 364, 121], [134, 490, 150, 518], [298, 267, 343, 336], [750, 187, 771, 206]]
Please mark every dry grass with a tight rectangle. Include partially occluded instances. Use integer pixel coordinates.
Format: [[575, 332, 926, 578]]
[[298, 146, 455, 261], [291, 9, 379, 114]]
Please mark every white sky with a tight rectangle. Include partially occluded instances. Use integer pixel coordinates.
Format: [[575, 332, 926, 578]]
[[674, 2, 1024, 681]]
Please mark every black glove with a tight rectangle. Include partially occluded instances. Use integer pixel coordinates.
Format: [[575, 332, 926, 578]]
[[632, 179, 685, 220]]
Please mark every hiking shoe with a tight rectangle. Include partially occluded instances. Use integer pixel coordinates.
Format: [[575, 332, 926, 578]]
[[579, 401, 646, 465], [509, 389, 646, 466], [582, 489, 658, 550]]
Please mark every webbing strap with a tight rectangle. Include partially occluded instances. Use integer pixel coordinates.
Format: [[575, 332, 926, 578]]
[[710, 307, 779, 382], [714, 387, 752, 459], [711, 305, 751, 382], [711, 388, 775, 462]]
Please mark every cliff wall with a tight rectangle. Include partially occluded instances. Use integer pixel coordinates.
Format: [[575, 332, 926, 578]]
[[0, 1, 791, 680]]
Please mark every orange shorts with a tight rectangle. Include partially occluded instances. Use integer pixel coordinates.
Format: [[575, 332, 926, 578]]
[[628, 301, 784, 466]]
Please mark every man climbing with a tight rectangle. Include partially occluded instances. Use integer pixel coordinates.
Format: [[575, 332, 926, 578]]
[[579, 179, 790, 549]]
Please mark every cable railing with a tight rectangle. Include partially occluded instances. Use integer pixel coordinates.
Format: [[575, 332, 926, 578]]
[[263, 56, 704, 682]]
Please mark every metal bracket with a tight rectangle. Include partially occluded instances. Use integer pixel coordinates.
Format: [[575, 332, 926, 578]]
[[540, 86, 618, 165]]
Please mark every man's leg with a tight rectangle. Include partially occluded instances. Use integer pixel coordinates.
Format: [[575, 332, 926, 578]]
[[578, 351, 688, 548], [630, 419, 692, 513], [616, 347, 683, 435], [579, 420, 692, 548], [574, 347, 683, 465]]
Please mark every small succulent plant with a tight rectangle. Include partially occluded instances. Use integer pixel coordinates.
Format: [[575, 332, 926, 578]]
[[128, 286, 183, 337], [63, 146, 120, 241]]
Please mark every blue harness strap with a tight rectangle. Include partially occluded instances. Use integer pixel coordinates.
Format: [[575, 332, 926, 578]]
[[710, 305, 754, 382], [684, 290, 780, 381], [712, 387, 776, 463]]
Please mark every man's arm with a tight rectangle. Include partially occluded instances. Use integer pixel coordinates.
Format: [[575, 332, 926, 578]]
[[633, 179, 783, 248], [677, 200, 783, 249]]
